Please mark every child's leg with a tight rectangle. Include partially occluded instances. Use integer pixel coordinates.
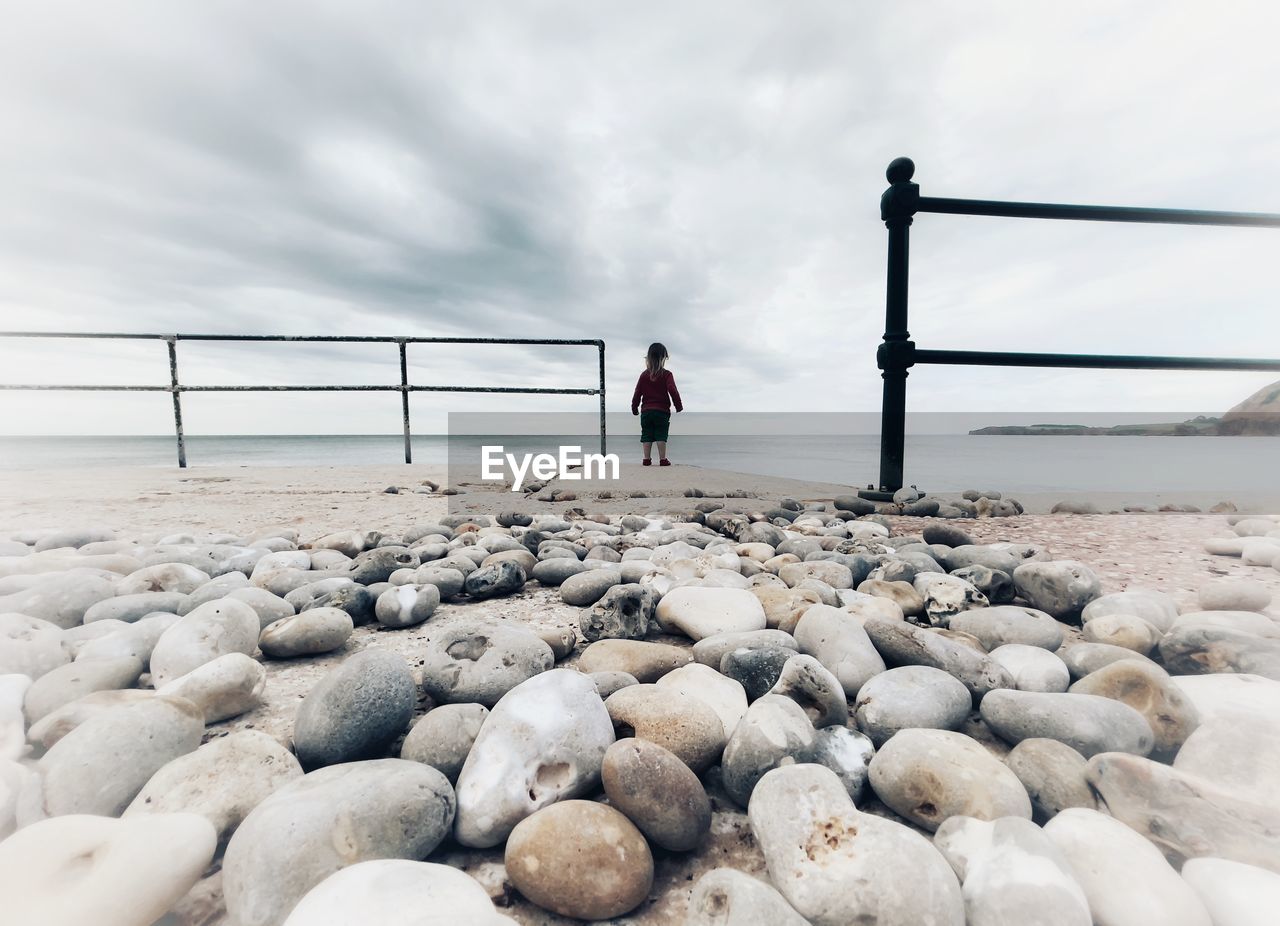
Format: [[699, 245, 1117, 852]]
[[642, 441, 653, 461]]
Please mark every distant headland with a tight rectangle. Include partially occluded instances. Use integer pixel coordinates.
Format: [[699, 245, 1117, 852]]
[[970, 380, 1280, 436]]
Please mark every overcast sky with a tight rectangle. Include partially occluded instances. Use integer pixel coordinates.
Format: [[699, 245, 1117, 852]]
[[1, 0, 1278, 436]]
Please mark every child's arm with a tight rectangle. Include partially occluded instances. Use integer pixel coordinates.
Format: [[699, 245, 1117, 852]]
[[631, 374, 643, 415], [667, 372, 683, 412]]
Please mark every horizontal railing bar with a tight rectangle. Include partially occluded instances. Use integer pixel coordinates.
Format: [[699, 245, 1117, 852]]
[[0, 332, 603, 346], [0, 384, 600, 394], [916, 196, 1280, 228], [913, 348, 1280, 371]]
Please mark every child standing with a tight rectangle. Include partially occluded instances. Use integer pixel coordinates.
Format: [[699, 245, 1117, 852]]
[[631, 342, 682, 466]]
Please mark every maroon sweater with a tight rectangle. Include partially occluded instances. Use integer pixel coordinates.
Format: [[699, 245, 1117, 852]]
[[631, 369, 683, 413]]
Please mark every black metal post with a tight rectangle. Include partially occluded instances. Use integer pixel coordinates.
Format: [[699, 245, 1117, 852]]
[[166, 337, 187, 469], [863, 157, 919, 499], [399, 340, 412, 464], [598, 341, 607, 456]]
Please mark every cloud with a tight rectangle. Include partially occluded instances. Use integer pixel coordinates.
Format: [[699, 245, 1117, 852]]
[[0, 0, 1277, 436]]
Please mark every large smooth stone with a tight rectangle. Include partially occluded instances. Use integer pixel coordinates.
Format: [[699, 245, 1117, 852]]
[[1005, 738, 1097, 820], [1159, 623, 1280, 679], [1069, 659, 1199, 754], [0, 573, 118, 629], [420, 620, 553, 707], [0, 612, 71, 679], [83, 591, 188, 625], [720, 695, 817, 808], [157, 651, 266, 723], [1086, 751, 1280, 872], [1060, 641, 1158, 680], [1198, 578, 1273, 613], [0, 674, 29, 761], [400, 703, 489, 784], [1081, 612, 1162, 654], [293, 648, 415, 770], [1174, 715, 1280, 810], [559, 568, 623, 606], [602, 737, 710, 851], [149, 598, 260, 688], [126, 729, 302, 850], [260, 607, 353, 658], [579, 583, 656, 642], [980, 689, 1154, 757], [26, 689, 153, 750], [117, 562, 210, 596], [578, 639, 692, 681], [988, 643, 1070, 692], [766, 653, 847, 728], [868, 728, 1031, 831], [1081, 589, 1178, 632], [933, 815, 1090, 926], [282, 860, 516, 926], [0, 812, 217, 926], [1172, 673, 1280, 724], [792, 604, 886, 697], [1012, 561, 1101, 620], [1181, 858, 1280, 926], [692, 629, 798, 669], [23, 656, 143, 724], [504, 800, 653, 920], [864, 618, 1014, 701], [852, 665, 971, 746], [1044, 808, 1212, 926], [453, 669, 613, 848], [654, 662, 748, 740], [808, 725, 875, 803], [913, 572, 989, 625], [720, 645, 793, 700], [752, 586, 823, 633], [779, 560, 854, 589], [949, 605, 1064, 650], [74, 612, 178, 666], [749, 763, 964, 926], [222, 759, 456, 926], [686, 868, 807, 925], [38, 695, 203, 816], [654, 587, 767, 641], [605, 683, 726, 772], [462, 560, 526, 599], [227, 586, 297, 628]]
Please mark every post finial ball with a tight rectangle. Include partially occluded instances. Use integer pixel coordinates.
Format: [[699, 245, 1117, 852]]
[[886, 157, 915, 183]]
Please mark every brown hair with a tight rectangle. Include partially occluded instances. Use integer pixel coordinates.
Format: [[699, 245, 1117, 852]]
[[645, 342, 668, 380]]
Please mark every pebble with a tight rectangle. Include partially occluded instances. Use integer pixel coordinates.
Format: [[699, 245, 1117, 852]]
[[74, 612, 178, 666], [0, 572, 118, 628], [23, 655, 143, 724], [38, 695, 203, 816], [1069, 659, 1199, 754], [559, 568, 622, 607], [1081, 589, 1178, 632], [932, 816, 1091, 926], [1174, 715, 1280, 810], [25, 688, 153, 750], [0, 674, 29, 761], [1199, 577, 1273, 612], [1005, 738, 1098, 821], [980, 689, 1154, 757], [372, 584, 439, 628], [654, 662, 748, 740], [749, 763, 964, 926], [282, 860, 517, 926], [1181, 857, 1280, 926], [589, 670, 638, 698], [852, 664, 972, 745], [605, 683, 725, 771], [1060, 641, 1158, 680], [421, 620, 553, 706], [223, 759, 456, 926], [578, 638, 692, 681], [399, 703, 489, 784], [579, 583, 656, 641], [226, 586, 297, 628], [868, 728, 1032, 831], [692, 628, 797, 668], [765, 653, 847, 727], [686, 868, 808, 926], [259, 607, 353, 658], [720, 645, 794, 700], [0, 612, 71, 679], [454, 669, 613, 848], [859, 578, 925, 617], [792, 604, 886, 697], [504, 800, 653, 920], [948, 605, 1064, 651], [988, 643, 1071, 692], [720, 695, 817, 807], [1171, 673, 1280, 724], [914, 572, 989, 625], [1044, 807, 1211, 926], [779, 560, 854, 589], [654, 586, 767, 641], [463, 560, 527, 599], [1080, 612, 1162, 653], [602, 737, 710, 851], [949, 563, 1015, 604], [149, 598, 260, 688], [117, 562, 210, 596], [293, 648, 415, 770], [1159, 622, 1280, 679], [752, 585, 823, 633], [808, 725, 875, 802], [1011, 561, 1102, 620], [864, 618, 1014, 701], [1087, 751, 1280, 872], [156, 651, 265, 723], [0, 812, 217, 926], [126, 729, 302, 850], [84, 591, 188, 625], [530, 558, 589, 585]]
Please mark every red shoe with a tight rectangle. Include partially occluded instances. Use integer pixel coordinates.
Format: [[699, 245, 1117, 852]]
[[642, 459, 652, 466], [659, 458, 671, 466]]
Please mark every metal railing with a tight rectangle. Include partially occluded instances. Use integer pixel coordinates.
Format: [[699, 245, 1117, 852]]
[[0, 333, 606, 467], [862, 157, 1280, 500]]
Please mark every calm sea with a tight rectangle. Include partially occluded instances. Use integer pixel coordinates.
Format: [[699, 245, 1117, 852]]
[[0, 433, 1275, 495]]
